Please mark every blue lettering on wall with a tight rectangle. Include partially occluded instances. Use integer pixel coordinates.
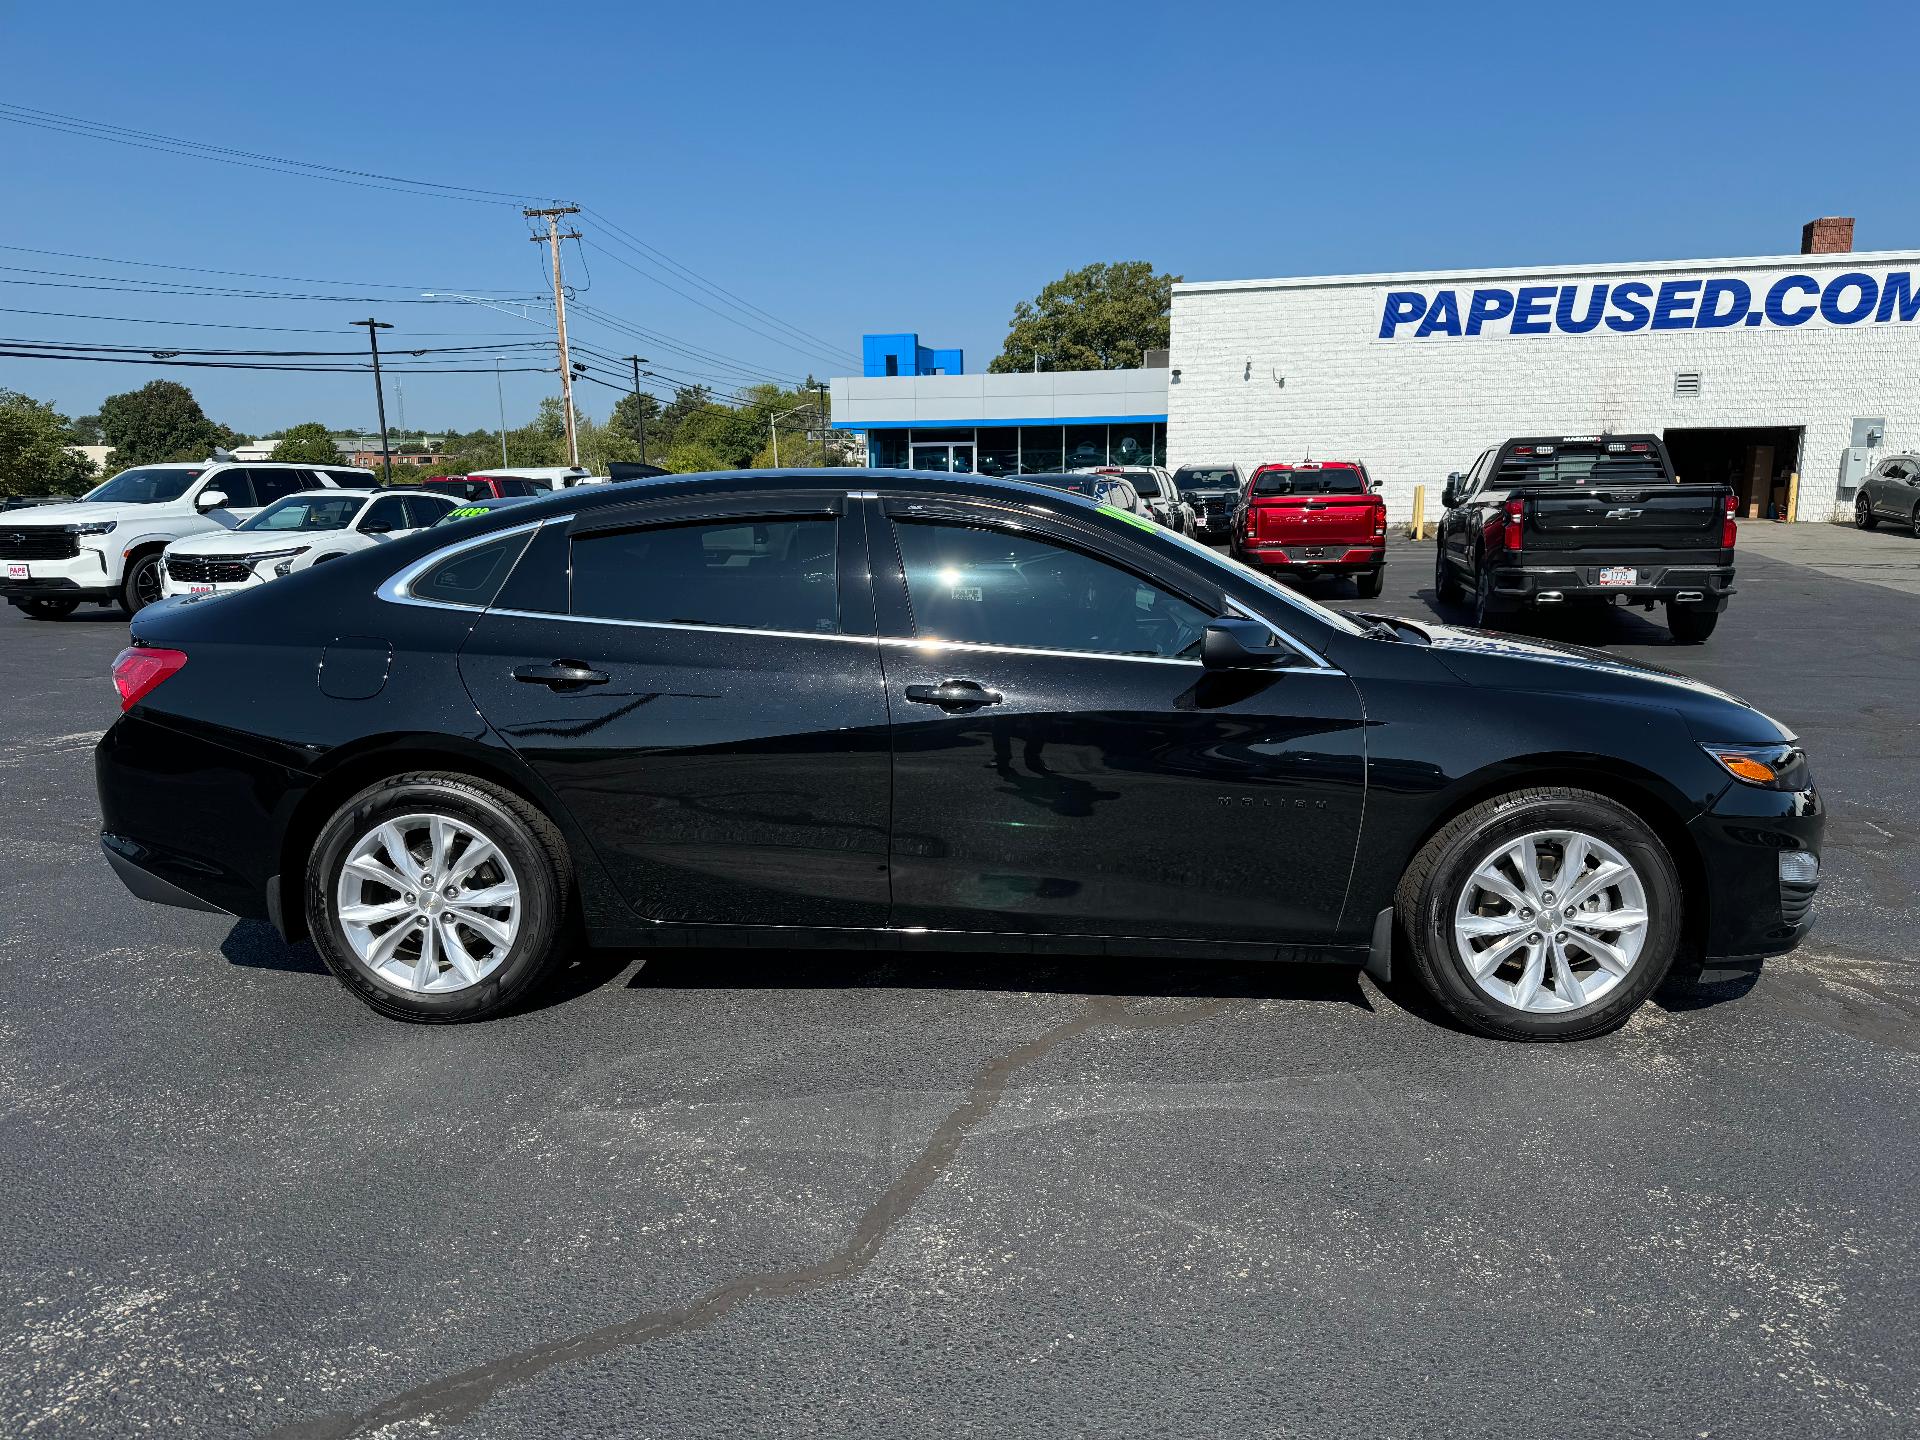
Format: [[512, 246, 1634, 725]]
[[1606, 281, 1654, 333], [1375, 269, 1917, 338]]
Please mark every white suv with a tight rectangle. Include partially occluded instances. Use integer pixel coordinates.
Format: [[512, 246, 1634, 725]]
[[160, 489, 456, 599], [0, 460, 376, 619]]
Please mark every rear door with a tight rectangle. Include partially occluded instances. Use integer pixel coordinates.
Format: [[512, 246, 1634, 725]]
[[456, 490, 892, 929], [869, 496, 1366, 944]]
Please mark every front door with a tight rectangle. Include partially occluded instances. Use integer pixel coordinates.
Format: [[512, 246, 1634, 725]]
[[910, 442, 975, 474], [456, 494, 893, 929], [867, 498, 1367, 944]]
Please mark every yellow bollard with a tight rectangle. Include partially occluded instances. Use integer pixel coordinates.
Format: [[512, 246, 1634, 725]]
[[1411, 484, 1427, 541], [1785, 471, 1800, 523]]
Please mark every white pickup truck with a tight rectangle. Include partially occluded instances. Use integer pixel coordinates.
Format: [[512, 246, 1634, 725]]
[[0, 460, 375, 618]]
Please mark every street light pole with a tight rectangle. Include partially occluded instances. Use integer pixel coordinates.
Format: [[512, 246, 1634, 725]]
[[494, 357, 509, 467], [623, 355, 650, 462], [351, 318, 395, 485]]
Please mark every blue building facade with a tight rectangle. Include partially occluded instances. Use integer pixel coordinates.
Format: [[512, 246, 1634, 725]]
[[862, 333, 965, 378]]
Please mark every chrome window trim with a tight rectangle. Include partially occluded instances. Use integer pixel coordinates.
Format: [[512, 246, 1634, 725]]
[[479, 607, 1343, 674], [375, 516, 566, 612]]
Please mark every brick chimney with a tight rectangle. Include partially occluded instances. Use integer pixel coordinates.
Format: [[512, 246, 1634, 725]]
[[1801, 216, 1855, 254]]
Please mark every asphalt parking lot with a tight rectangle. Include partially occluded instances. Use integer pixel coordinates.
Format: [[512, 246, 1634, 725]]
[[3, 527, 1916, 1439]]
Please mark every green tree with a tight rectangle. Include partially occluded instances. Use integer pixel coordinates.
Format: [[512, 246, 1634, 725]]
[[607, 389, 662, 460], [988, 261, 1179, 373], [64, 413, 104, 446], [97, 380, 232, 466], [0, 390, 97, 500], [268, 421, 339, 465]]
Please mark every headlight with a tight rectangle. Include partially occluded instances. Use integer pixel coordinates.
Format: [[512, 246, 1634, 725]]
[[76, 521, 117, 537], [1701, 742, 1812, 791]]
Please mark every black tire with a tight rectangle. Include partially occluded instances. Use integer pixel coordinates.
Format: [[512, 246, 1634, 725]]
[[1433, 543, 1463, 603], [1355, 567, 1384, 599], [304, 772, 573, 1022], [1855, 494, 1877, 530], [16, 597, 80, 620], [120, 550, 164, 615], [1395, 786, 1683, 1041], [1666, 603, 1719, 644], [1471, 563, 1501, 629], [1911, 503, 1920, 540]]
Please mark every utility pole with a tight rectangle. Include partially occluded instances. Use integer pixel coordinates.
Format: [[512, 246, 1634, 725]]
[[525, 205, 583, 468], [351, 318, 394, 485], [623, 355, 649, 462], [815, 380, 831, 466]]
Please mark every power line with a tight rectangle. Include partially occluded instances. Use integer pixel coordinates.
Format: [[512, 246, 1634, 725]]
[[0, 347, 556, 374], [4, 336, 556, 358], [0, 242, 534, 296], [568, 301, 807, 386], [0, 268, 542, 306], [0, 305, 547, 336], [582, 207, 856, 364], [0, 102, 551, 207]]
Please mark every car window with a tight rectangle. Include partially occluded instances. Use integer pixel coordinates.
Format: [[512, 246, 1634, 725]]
[[238, 494, 362, 532], [328, 469, 380, 490], [892, 520, 1211, 660], [411, 532, 532, 608], [207, 470, 256, 508], [247, 469, 306, 506], [570, 518, 839, 633], [1175, 467, 1240, 489], [82, 466, 203, 504], [402, 495, 456, 528], [362, 495, 411, 532], [1127, 471, 1163, 498]]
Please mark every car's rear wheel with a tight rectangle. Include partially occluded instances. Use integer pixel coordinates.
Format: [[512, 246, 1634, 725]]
[[1666, 602, 1719, 644], [120, 551, 164, 614], [1470, 563, 1501, 628], [1355, 568, 1384, 598], [1433, 543, 1462, 603], [17, 597, 79, 620], [1911, 502, 1920, 539], [1855, 494, 1877, 529], [1395, 787, 1681, 1040], [305, 773, 571, 1022]]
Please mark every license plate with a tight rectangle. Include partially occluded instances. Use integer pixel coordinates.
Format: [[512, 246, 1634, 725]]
[[1598, 566, 1637, 587], [5, 563, 26, 580], [190, 584, 214, 595]]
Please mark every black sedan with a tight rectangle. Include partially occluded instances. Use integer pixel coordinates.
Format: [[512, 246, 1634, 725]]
[[95, 469, 1822, 1040]]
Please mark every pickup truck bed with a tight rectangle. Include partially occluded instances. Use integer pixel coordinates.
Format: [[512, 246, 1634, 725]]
[[1436, 435, 1736, 643]]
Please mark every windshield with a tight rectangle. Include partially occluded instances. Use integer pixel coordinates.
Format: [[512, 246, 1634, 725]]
[[1117, 470, 1162, 497], [1252, 466, 1365, 497], [83, 467, 202, 505], [1175, 467, 1239, 489], [239, 494, 363, 532]]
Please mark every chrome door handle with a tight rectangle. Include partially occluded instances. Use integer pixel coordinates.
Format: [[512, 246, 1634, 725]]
[[512, 659, 608, 690], [904, 679, 1003, 709]]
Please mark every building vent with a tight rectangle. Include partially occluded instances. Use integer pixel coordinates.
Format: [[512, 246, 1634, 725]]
[[1674, 371, 1703, 397]]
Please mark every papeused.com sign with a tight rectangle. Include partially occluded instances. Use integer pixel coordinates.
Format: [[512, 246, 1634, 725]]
[[1377, 269, 1920, 340]]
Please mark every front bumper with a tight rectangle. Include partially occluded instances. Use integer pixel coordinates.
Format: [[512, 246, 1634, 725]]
[[1690, 782, 1823, 961], [1484, 560, 1736, 611], [1, 546, 118, 604], [159, 568, 268, 599]]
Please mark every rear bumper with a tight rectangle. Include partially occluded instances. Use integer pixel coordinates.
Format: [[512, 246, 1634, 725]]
[[1691, 783, 1823, 961], [1484, 559, 1735, 610], [1239, 543, 1385, 574]]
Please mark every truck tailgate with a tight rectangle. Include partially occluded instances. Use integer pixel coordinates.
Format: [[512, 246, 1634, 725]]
[[1522, 485, 1727, 551], [1252, 496, 1379, 546]]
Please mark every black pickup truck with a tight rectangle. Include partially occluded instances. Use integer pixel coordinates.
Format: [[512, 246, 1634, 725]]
[[1433, 434, 1736, 642]]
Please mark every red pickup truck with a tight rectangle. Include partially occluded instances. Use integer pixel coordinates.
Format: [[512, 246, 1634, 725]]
[[1231, 461, 1387, 596]]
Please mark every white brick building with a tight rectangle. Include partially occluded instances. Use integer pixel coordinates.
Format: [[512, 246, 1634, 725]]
[[1169, 237, 1920, 522]]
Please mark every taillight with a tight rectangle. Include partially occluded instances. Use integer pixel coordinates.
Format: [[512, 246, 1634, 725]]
[[1372, 503, 1387, 537], [1503, 497, 1524, 551], [1722, 492, 1738, 549], [111, 646, 188, 711]]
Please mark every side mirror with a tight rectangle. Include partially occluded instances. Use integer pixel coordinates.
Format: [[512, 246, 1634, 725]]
[[1369, 480, 1382, 492], [196, 489, 229, 510], [1441, 480, 1460, 507], [361, 520, 393, 535], [1202, 617, 1291, 669]]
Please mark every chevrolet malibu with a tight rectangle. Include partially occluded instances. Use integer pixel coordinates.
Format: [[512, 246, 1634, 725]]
[[94, 469, 1821, 1040]]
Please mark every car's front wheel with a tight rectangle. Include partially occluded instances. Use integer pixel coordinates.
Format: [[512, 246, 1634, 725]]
[[120, 551, 164, 614], [305, 772, 571, 1021], [1396, 787, 1681, 1040]]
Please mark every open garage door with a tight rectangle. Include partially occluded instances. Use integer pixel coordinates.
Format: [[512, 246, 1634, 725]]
[[1664, 426, 1805, 520]]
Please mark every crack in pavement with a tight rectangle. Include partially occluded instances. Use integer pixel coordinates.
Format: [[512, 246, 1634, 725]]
[[270, 994, 1243, 1439]]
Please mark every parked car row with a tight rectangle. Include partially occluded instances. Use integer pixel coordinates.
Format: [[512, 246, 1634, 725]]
[[0, 460, 619, 620], [96, 465, 1821, 1041]]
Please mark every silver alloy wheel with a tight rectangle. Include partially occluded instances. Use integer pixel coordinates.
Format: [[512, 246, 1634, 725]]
[[333, 812, 521, 993], [131, 555, 163, 609], [1451, 829, 1649, 1014]]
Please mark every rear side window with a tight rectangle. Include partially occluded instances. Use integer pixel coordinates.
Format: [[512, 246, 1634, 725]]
[[411, 532, 533, 608], [1252, 467, 1364, 496], [569, 518, 839, 633], [1127, 471, 1163, 498], [402, 495, 456, 528], [249, 469, 305, 506], [328, 469, 381, 490]]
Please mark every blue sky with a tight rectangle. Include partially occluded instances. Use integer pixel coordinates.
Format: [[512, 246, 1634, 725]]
[[3, 0, 1915, 435]]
